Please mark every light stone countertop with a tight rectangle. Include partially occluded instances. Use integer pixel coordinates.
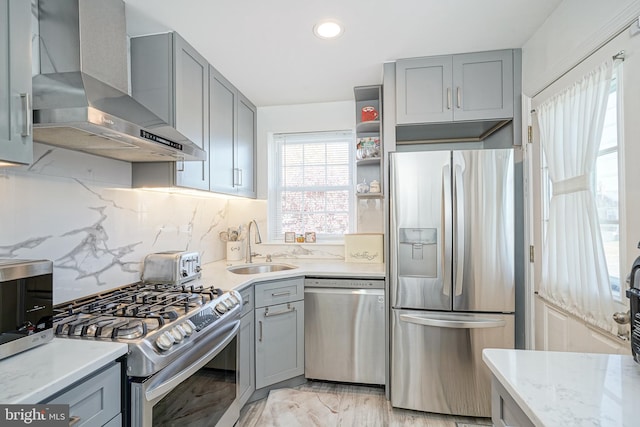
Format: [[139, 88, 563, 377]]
[[0, 259, 382, 405], [0, 338, 128, 404], [482, 348, 640, 427], [197, 258, 386, 292]]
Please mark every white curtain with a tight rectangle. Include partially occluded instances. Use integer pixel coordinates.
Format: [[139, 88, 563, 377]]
[[537, 60, 617, 334]]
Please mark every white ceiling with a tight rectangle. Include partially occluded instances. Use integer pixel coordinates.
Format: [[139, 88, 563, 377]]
[[123, 0, 563, 107]]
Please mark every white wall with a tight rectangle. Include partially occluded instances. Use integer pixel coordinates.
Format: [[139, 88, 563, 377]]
[[522, 0, 640, 96], [0, 143, 230, 304], [255, 101, 356, 200]]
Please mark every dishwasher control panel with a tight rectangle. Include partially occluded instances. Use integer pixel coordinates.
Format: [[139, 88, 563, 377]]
[[304, 277, 384, 289]]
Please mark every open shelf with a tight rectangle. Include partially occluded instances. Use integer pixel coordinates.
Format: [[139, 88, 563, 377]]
[[356, 192, 383, 199], [356, 157, 381, 166], [356, 120, 381, 133], [354, 85, 383, 233]]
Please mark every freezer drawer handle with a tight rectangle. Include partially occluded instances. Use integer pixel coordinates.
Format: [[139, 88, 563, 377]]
[[400, 314, 506, 329], [264, 303, 295, 317]]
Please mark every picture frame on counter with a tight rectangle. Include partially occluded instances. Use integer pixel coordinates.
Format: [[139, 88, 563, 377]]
[[305, 232, 316, 243], [284, 232, 296, 243]]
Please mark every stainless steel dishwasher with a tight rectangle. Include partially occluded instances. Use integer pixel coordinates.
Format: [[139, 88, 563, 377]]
[[304, 277, 385, 385]]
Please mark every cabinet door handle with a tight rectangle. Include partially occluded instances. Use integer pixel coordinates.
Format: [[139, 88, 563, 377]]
[[20, 93, 31, 137], [233, 168, 243, 187], [446, 88, 452, 110], [243, 295, 250, 306], [69, 415, 81, 426], [456, 87, 461, 109], [258, 320, 263, 342], [177, 160, 185, 172], [271, 291, 291, 297], [264, 303, 295, 317]]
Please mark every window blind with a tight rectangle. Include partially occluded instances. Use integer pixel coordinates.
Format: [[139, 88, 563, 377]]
[[269, 130, 354, 241]]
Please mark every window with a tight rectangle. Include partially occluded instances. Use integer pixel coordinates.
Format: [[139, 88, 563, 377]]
[[269, 131, 354, 241], [595, 69, 622, 299]]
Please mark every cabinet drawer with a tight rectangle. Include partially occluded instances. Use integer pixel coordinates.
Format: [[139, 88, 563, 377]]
[[254, 277, 304, 307], [240, 286, 254, 316], [45, 362, 121, 427]]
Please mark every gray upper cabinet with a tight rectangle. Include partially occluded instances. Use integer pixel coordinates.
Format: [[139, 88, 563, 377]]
[[209, 66, 256, 198], [236, 93, 256, 198], [396, 56, 452, 124], [209, 68, 235, 193], [0, 0, 32, 165], [131, 32, 209, 190], [396, 50, 514, 125]]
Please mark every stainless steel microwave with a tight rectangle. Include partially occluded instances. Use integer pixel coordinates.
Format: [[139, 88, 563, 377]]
[[0, 259, 54, 360]]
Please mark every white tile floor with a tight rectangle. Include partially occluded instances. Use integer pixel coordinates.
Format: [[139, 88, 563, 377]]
[[238, 381, 493, 427]]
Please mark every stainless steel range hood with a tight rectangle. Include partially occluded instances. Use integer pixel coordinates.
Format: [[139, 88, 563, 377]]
[[32, 0, 206, 162]]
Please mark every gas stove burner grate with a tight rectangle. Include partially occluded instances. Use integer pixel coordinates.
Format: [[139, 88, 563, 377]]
[[53, 282, 227, 340]]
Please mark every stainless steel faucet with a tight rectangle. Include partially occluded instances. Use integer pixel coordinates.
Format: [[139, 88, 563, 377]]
[[246, 220, 262, 263]]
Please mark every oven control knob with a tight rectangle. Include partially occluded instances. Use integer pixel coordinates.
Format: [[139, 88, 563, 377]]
[[170, 325, 186, 343], [155, 331, 175, 351], [182, 269, 188, 277], [228, 294, 239, 306], [215, 302, 227, 314], [182, 320, 196, 337], [222, 299, 233, 309]]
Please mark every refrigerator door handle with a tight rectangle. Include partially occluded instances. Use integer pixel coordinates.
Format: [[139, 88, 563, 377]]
[[399, 314, 506, 329], [442, 164, 452, 297], [453, 163, 465, 297]]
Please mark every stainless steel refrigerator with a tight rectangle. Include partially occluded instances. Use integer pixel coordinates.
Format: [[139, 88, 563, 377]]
[[390, 149, 515, 418]]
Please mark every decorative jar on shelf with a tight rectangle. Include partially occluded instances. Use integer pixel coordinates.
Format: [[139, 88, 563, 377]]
[[356, 179, 369, 194]]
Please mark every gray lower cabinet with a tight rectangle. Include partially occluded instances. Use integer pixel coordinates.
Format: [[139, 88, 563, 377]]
[[491, 377, 535, 427], [131, 31, 210, 190], [209, 67, 256, 198], [44, 361, 122, 427], [396, 50, 514, 124], [254, 278, 304, 389], [0, 0, 32, 165], [238, 287, 255, 407]]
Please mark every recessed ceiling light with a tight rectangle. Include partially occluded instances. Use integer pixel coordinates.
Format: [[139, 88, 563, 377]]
[[313, 20, 344, 39]]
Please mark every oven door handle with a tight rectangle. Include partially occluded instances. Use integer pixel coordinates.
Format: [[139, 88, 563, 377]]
[[144, 321, 240, 402]]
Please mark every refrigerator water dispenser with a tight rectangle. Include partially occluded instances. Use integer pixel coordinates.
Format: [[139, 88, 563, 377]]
[[398, 228, 437, 277]]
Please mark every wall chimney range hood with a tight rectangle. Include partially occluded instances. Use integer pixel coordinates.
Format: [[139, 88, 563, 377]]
[[32, 0, 206, 162]]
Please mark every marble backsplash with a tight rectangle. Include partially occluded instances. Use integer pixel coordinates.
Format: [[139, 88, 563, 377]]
[[0, 143, 345, 304]]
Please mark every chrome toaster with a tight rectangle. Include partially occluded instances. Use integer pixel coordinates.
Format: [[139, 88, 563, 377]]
[[141, 251, 202, 285]]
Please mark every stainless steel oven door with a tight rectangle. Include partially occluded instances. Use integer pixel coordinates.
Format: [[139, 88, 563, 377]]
[[131, 321, 240, 427]]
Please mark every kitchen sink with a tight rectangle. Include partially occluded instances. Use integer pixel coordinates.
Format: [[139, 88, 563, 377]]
[[227, 263, 298, 275]]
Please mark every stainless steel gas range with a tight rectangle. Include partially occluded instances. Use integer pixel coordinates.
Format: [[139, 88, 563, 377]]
[[53, 281, 242, 427]]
